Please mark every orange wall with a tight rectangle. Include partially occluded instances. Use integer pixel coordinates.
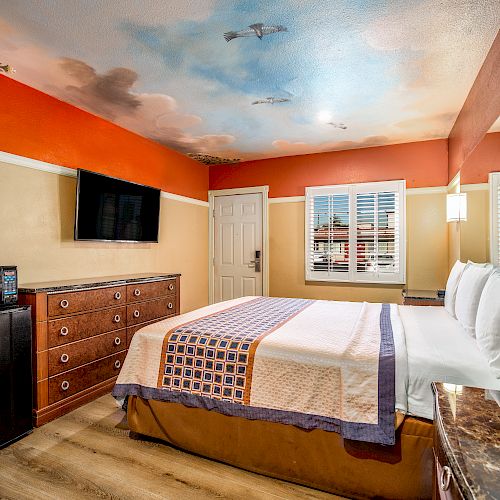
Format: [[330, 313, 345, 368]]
[[448, 31, 500, 182], [0, 76, 208, 201], [210, 139, 448, 197], [460, 131, 500, 184]]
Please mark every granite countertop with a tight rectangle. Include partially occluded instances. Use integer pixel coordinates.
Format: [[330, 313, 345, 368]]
[[19, 272, 180, 293], [433, 382, 500, 500]]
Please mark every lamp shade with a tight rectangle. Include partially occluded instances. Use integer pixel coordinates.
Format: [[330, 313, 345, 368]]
[[447, 193, 467, 222]]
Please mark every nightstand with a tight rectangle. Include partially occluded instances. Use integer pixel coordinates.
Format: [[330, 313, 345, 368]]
[[402, 289, 444, 306], [432, 382, 500, 500]]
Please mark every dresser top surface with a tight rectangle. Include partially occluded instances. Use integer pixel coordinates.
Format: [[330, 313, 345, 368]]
[[19, 273, 180, 293], [432, 382, 500, 500]]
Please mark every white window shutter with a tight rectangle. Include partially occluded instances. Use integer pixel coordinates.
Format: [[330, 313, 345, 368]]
[[305, 185, 350, 281], [305, 180, 406, 284], [352, 181, 405, 283]]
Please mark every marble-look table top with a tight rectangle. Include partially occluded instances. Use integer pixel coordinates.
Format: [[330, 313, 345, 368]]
[[19, 272, 180, 293], [433, 382, 500, 500]]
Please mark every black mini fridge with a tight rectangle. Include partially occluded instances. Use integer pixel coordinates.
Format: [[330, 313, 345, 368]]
[[0, 305, 33, 447]]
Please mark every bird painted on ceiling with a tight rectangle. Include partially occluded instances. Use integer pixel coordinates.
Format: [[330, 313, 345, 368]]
[[0, 63, 16, 74], [328, 122, 347, 129], [251, 97, 290, 105], [224, 23, 287, 42]]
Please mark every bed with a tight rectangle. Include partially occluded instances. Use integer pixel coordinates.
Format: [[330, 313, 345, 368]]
[[113, 296, 499, 499]]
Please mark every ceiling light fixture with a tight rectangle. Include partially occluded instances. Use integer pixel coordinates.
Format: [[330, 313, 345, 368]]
[[316, 110, 333, 123]]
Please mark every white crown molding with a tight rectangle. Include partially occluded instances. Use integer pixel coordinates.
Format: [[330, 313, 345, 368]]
[[447, 172, 460, 192], [406, 186, 448, 196], [269, 196, 305, 203], [460, 183, 489, 192], [0, 150, 209, 207], [160, 191, 209, 207], [0, 150, 76, 178]]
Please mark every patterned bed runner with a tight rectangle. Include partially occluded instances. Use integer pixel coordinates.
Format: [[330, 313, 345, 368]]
[[157, 297, 313, 404]]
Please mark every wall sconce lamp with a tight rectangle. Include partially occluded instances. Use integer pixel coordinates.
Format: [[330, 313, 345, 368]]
[[446, 193, 467, 222]]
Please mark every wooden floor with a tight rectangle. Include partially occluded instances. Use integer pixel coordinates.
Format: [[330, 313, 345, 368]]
[[0, 394, 344, 499]]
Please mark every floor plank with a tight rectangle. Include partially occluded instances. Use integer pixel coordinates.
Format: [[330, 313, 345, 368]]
[[0, 395, 344, 500]]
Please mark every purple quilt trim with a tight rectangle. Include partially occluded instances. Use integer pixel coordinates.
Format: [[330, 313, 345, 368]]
[[113, 303, 396, 445]]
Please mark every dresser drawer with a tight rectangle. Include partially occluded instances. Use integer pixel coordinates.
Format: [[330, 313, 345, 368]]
[[48, 351, 127, 405], [127, 297, 176, 326], [48, 306, 126, 347], [48, 329, 126, 376], [127, 317, 168, 347], [47, 285, 126, 317], [434, 452, 463, 500], [127, 279, 176, 302]]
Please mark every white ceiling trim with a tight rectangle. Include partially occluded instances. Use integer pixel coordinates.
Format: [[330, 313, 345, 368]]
[[0, 150, 209, 207], [460, 183, 489, 192], [269, 196, 305, 203], [160, 191, 209, 207]]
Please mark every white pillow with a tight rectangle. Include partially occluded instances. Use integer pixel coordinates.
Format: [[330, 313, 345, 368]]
[[444, 260, 466, 318], [455, 263, 494, 337], [475, 270, 500, 378]]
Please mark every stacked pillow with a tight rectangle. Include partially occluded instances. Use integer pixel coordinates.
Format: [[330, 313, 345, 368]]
[[444, 261, 499, 379], [444, 260, 466, 318], [454, 262, 494, 337], [475, 269, 500, 378]]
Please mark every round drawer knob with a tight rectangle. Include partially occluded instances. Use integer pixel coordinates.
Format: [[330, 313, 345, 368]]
[[133, 310, 140, 318], [440, 466, 452, 491], [60, 353, 69, 363], [60, 326, 69, 336], [133, 289, 141, 297], [114, 337, 121, 346], [168, 283, 174, 291], [60, 299, 69, 309], [114, 291, 122, 300], [168, 302, 173, 309], [113, 314, 121, 323], [114, 360, 121, 369], [61, 380, 70, 391]]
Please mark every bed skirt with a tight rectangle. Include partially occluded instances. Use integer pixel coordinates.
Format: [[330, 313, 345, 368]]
[[127, 396, 433, 499]]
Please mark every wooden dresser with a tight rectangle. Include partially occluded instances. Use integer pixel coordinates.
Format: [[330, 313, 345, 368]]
[[18, 273, 180, 426]]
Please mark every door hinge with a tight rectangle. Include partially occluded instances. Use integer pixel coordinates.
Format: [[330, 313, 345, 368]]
[[212, 209, 215, 217]]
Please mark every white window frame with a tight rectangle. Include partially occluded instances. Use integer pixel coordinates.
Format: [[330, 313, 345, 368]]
[[490, 172, 500, 266], [305, 180, 406, 284]]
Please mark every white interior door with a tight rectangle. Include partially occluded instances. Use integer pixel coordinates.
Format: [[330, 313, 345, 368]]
[[213, 193, 263, 302]]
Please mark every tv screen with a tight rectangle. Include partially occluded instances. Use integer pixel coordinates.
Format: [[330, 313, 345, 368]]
[[75, 169, 160, 242]]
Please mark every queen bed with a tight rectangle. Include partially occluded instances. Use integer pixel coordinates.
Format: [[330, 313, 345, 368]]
[[113, 291, 499, 499]]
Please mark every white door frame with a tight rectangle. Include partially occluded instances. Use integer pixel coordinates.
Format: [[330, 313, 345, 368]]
[[208, 186, 269, 304]]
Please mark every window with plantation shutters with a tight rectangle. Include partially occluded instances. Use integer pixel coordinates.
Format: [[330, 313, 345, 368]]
[[305, 180, 406, 284], [490, 172, 500, 266]]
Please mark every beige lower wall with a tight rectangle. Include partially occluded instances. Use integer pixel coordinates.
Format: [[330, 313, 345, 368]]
[[459, 188, 490, 264], [0, 161, 208, 313], [3, 161, 488, 312], [269, 193, 449, 304], [448, 187, 490, 269]]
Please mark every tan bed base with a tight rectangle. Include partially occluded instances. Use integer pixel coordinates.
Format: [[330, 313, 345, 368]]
[[127, 396, 433, 499]]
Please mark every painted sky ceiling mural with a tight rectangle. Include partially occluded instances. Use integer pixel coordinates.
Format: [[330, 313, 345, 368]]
[[1, 1, 499, 164]]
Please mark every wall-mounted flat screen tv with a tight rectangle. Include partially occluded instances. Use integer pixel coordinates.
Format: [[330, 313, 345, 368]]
[[75, 169, 161, 242]]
